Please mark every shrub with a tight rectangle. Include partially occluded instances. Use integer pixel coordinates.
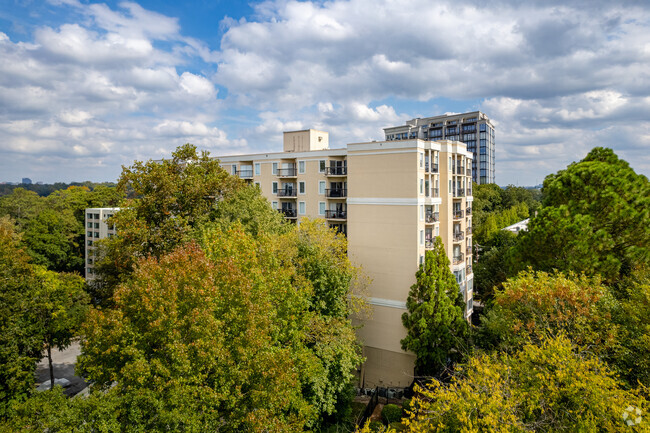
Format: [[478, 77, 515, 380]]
[[381, 404, 402, 424]]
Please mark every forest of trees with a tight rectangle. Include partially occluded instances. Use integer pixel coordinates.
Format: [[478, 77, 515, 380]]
[[1, 145, 649, 432]]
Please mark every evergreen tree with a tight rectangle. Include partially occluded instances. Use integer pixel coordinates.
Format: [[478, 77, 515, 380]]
[[401, 237, 469, 376]]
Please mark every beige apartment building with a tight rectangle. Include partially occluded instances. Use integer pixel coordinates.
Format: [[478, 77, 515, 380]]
[[84, 207, 119, 281], [217, 129, 474, 387]]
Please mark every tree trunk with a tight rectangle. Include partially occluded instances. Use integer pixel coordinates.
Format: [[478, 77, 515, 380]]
[[48, 344, 54, 391]]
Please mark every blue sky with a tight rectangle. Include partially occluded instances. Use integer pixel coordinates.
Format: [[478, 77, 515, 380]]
[[1, 0, 649, 185]]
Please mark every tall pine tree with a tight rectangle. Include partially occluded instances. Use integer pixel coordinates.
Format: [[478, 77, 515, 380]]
[[401, 237, 469, 376]]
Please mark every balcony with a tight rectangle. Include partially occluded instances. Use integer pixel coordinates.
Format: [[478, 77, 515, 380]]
[[431, 163, 439, 173], [454, 188, 465, 198], [326, 188, 347, 198], [467, 169, 472, 178], [467, 263, 473, 275], [456, 166, 465, 175], [467, 188, 473, 196], [453, 210, 464, 219], [425, 212, 439, 223], [425, 239, 434, 249], [325, 210, 347, 219], [279, 208, 297, 218], [466, 207, 472, 215], [466, 226, 472, 235], [277, 188, 297, 197], [453, 253, 465, 265], [466, 245, 472, 255], [453, 231, 465, 242], [277, 168, 297, 177], [238, 170, 253, 179], [326, 166, 347, 176]]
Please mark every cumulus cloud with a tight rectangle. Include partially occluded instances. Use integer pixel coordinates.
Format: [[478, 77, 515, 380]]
[[1, 0, 650, 184]]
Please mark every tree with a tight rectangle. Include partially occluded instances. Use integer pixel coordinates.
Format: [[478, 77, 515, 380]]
[[401, 237, 469, 376], [80, 223, 363, 431], [32, 267, 89, 390], [0, 188, 45, 231], [92, 144, 242, 303], [510, 147, 650, 285], [0, 217, 43, 419], [473, 230, 518, 301], [477, 270, 618, 355], [400, 335, 648, 432]]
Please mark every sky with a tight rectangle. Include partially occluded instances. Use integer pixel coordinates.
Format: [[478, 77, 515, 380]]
[[1, 0, 649, 186]]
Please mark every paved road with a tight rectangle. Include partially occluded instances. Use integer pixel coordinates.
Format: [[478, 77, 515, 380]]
[[35, 342, 88, 396]]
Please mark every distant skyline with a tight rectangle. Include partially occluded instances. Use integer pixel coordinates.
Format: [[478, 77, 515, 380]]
[[1, 0, 649, 185]]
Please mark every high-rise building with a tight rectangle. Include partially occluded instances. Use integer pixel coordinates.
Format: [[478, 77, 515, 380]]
[[216, 129, 474, 387], [84, 207, 119, 281], [383, 111, 495, 184]]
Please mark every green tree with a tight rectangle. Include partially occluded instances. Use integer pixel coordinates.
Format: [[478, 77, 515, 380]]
[[0, 188, 45, 231], [473, 230, 518, 301], [511, 147, 650, 285], [32, 267, 89, 390], [401, 335, 647, 433], [0, 217, 44, 419], [92, 144, 242, 303], [401, 237, 469, 376]]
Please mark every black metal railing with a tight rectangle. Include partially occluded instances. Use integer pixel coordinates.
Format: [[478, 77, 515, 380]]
[[456, 166, 465, 175], [238, 170, 253, 178], [432, 188, 439, 197], [326, 188, 347, 198], [426, 212, 439, 223], [453, 253, 464, 265], [277, 168, 297, 177], [431, 163, 439, 173], [358, 387, 379, 429], [425, 239, 434, 248], [325, 210, 347, 219], [453, 210, 464, 219], [454, 231, 465, 242], [277, 189, 297, 197], [455, 188, 465, 197], [326, 166, 347, 176], [279, 208, 296, 218], [466, 207, 472, 215]]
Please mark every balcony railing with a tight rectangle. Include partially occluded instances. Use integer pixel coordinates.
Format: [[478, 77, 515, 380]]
[[466, 245, 472, 255], [456, 166, 465, 175], [467, 188, 473, 196], [431, 163, 439, 173], [325, 210, 347, 219], [426, 212, 439, 223], [238, 170, 253, 179], [326, 188, 347, 198], [432, 188, 439, 197], [466, 226, 472, 235], [326, 167, 347, 176], [453, 231, 465, 242], [453, 253, 465, 265], [277, 188, 297, 197], [466, 207, 472, 215], [279, 208, 297, 218], [455, 188, 465, 197], [425, 239, 434, 249], [277, 168, 297, 177], [467, 264, 473, 274], [453, 210, 464, 219]]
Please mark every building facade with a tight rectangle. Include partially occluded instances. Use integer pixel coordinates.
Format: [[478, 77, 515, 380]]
[[84, 207, 119, 281], [217, 129, 474, 388], [383, 111, 495, 184]]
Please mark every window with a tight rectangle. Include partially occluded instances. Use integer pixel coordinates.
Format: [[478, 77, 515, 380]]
[[419, 153, 423, 168], [479, 123, 486, 132], [319, 202, 326, 215], [94, 223, 99, 229], [420, 230, 424, 245], [299, 181, 305, 194], [449, 157, 452, 171], [319, 160, 326, 173], [87, 222, 92, 228], [420, 205, 424, 221], [254, 181, 261, 188], [420, 255, 424, 265], [319, 181, 326, 195], [94, 213, 99, 219], [272, 163, 278, 175], [86, 213, 92, 220], [87, 231, 93, 237], [272, 182, 278, 194], [255, 163, 261, 176], [420, 179, 423, 194], [87, 240, 93, 246], [299, 161, 305, 174], [272, 201, 278, 210], [231, 164, 237, 175], [299, 201, 306, 215], [94, 232, 100, 238], [435, 226, 439, 236], [449, 180, 452, 194]]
